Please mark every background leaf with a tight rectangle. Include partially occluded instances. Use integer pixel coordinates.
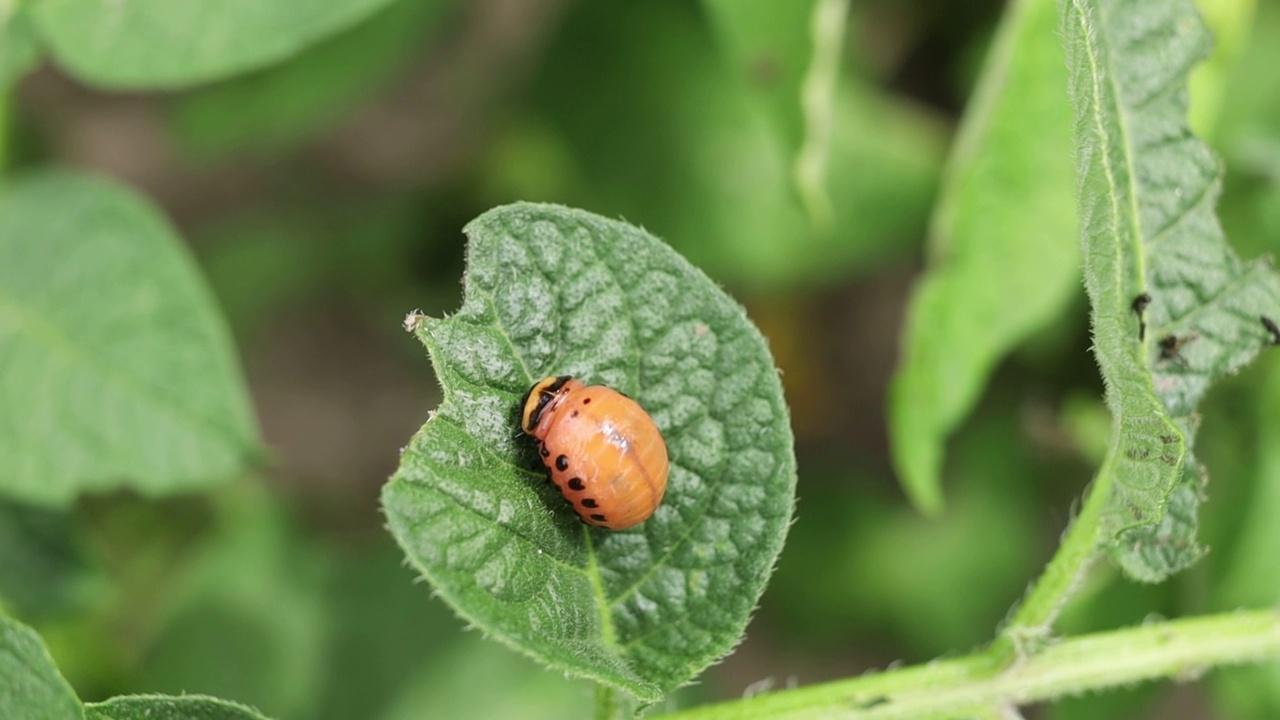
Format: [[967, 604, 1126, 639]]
[[512, 0, 944, 289], [0, 171, 260, 506], [0, 498, 99, 621], [169, 0, 451, 156], [889, 0, 1078, 513], [1061, 0, 1280, 581], [29, 0, 401, 89], [0, 3, 41, 91], [85, 695, 273, 720], [382, 203, 796, 700], [0, 608, 81, 720]]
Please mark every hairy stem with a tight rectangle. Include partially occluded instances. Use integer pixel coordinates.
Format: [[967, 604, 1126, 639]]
[[658, 609, 1280, 720]]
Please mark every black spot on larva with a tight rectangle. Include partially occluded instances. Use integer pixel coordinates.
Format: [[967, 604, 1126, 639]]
[[571, 410, 579, 418], [568, 478, 585, 491], [582, 498, 598, 508], [583, 397, 592, 404], [555, 455, 569, 472], [590, 513, 607, 522], [539, 444, 550, 457]]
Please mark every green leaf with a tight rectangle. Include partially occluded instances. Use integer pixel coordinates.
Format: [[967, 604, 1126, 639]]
[[85, 695, 273, 720], [521, 0, 944, 289], [170, 0, 450, 156], [139, 487, 328, 719], [0, 499, 98, 620], [889, 0, 1078, 513], [0, 171, 260, 506], [0, 608, 81, 720], [0, 3, 42, 90], [1061, 0, 1280, 581], [29, 0, 399, 89], [382, 203, 796, 700]]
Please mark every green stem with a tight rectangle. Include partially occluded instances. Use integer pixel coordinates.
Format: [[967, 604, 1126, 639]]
[[990, 446, 1114, 659], [657, 609, 1280, 720], [595, 684, 635, 720]]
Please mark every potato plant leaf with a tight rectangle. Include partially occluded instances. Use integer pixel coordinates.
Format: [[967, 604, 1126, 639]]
[[1062, 0, 1280, 581], [29, 0, 400, 89], [0, 608, 80, 720], [382, 203, 797, 700], [0, 171, 260, 506], [85, 696, 273, 720], [0, 3, 41, 90], [890, 0, 1078, 514]]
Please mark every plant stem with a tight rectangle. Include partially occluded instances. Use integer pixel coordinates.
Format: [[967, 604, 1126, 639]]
[[990, 448, 1113, 659], [595, 684, 635, 720], [656, 609, 1280, 720]]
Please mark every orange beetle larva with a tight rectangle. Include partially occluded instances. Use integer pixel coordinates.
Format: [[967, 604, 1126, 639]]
[[520, 376, 669, 530]]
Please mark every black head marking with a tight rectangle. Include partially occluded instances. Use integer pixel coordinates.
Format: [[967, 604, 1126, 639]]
[[590, 513, 607, 522], [555, 455, 569, 472]]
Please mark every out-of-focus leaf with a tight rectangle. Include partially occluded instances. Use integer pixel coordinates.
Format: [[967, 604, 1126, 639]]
[[888, 0, 1077, 513], [139, 487, 329, 720], [520, 0, 944, 289], [1208, 359, 1280, 716], [0, 3, 41, 90], [382, 204, 796, 700], [380, 634, 590, 720], [771, 411, 1040, 657], [29, 0, 400, 89], [0, 171, 261, 506], [1061, 0, 1280, 581], [86, 695, 274, 720], [1188, 0, 1256, 137], [0, 499, 98, 620], [170, 0, 450, 155], [0, 608, 81, 720]]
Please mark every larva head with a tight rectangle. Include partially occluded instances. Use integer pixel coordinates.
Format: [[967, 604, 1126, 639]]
[[520, 375, 581, 438]]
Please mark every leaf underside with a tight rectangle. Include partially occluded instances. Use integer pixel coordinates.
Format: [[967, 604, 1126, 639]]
[[1062, 0, 1280, 581], [382, 203, 797, 700]]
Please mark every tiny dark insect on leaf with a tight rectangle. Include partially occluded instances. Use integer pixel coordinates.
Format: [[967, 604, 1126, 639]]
[[1262, 315, 1280, 345], [1131, 292, 1152, 341], [1158, 332, 1199, 363]]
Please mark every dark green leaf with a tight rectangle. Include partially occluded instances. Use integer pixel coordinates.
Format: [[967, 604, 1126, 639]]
[[29, 0, 399, 89], [521, 0, 943, 289], [889, 0, 1079, 513], [138, 488, 328, 719], [0, 171, 261, 505], [0, 609, 81, 720], [1061, 0, 1280, 580], [85, 695, 273, 720], [0, 499, 98, 620], [382, 203, 796, 700], [0, 5, 42, 90], [170, 0, 450, 155]]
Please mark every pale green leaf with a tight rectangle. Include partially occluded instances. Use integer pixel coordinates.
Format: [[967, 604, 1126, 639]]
[[0, 609, 80, 720], [170, 0, 450, 155], [29, 0, 399, 89], [889, 0, 1078, 513], [1061, 0, 1280, 581], [85, 695, 273, 720], [0, 2, 41, 90], [0, 171, 260, 506], [382, 203, 796, 700]]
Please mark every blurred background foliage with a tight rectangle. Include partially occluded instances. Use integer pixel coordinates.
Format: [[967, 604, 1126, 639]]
[[4, 0, 1280, 718]]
